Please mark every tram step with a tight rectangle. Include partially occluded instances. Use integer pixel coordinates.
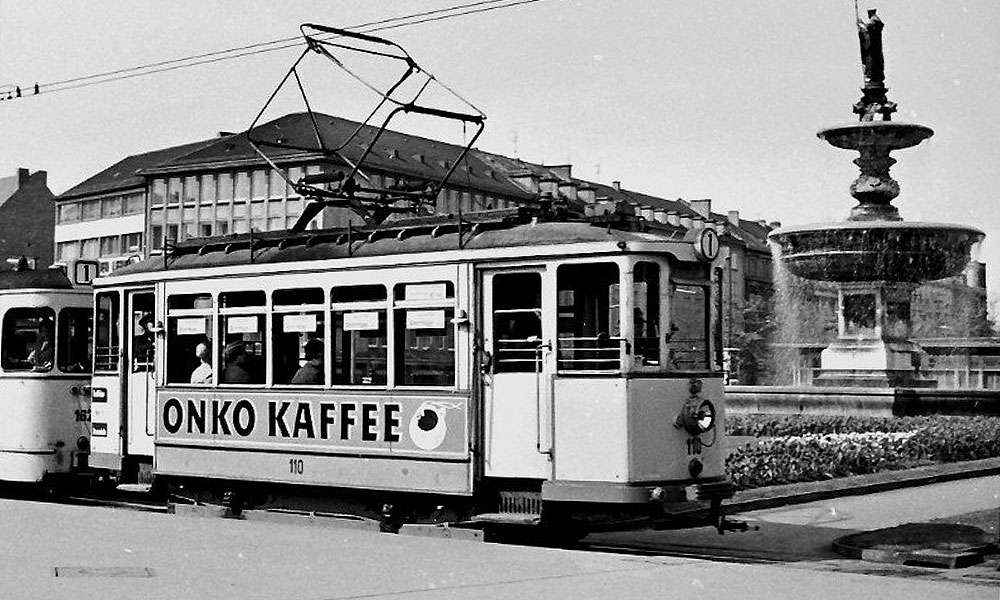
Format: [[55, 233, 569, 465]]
[[467, 512, 542, 526], [116, 483, 153, 494]]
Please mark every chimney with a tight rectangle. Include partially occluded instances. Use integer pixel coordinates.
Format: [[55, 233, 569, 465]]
[[666, 211, 680, 226], [577, 185, 597, 204], [17, 168, 30, 186], [727, 210, 741, 227], [509, 169, 540, 195], [756, 219, 768, 228], [612, 181, 621, 192], [690, 198, 711, 219], [557, 181, 578, 201], [769, 221, 782, 230], [548, 164, 572, 179]]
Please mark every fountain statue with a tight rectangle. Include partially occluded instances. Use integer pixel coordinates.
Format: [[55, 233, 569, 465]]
[[767, 7, 984, 388]]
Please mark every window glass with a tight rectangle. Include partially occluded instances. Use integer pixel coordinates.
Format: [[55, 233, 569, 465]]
[[273, 288, 325, 385], [124, 232, 142, 253], [668, 283, 709, 370], [492, 273, 542, 373], [393, 282, 455, 386], [287, 167, 304, 197], [269, 169, 286, 199], [556, 263, 621, 371], [124, 193, 145, 215], [2, 307, 55, 372], [99, 236, 120, 257], [101, 196, 122, 218], [82, 200, 101, 221], [58, 308, 92, 373], [95, 292, 120, 372], [166, 293, 213, 385], [57, 241, 80, 261], [81, 238, 99, 259], [58, 202, 80, 223], [201, 174, 216, 204], [218, 173, 234, 202], [251, 169, 268, 201], [130, 295, 155, 373], [150, 225, 164, 251], [331, 285, 387, 386], [219, 291, 264, 385], [184, 176, 199, 205], [167, 177, 182, 205], [234, 172, 250, 202], [633, 262, 661, 367], [151, 179, 167, 207]]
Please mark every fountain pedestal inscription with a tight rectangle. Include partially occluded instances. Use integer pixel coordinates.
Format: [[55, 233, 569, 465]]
[[769, 8, 984, 389]]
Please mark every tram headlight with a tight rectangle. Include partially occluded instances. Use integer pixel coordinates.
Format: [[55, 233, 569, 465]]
[[675, 398, 716, 435], [77, 436, 90, 452]]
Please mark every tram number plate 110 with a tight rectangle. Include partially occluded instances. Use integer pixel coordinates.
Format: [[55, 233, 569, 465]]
[[686, 437, 703, 456], [289, 458, 305, 475]]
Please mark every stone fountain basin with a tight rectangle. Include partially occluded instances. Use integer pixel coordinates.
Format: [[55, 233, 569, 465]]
[[817, 121, 934, 151], [769, 220, 984, 282]]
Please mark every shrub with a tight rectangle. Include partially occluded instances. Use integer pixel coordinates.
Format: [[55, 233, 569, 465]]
[[724, 414, 1000, 490]]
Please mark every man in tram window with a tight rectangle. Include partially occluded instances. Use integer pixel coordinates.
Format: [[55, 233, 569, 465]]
[[189, 339, 213, 385], [222, 340, 251, 383], [133, 313, 155, 371], [292, 338, 324, 385], [27, 319, 54, 371]]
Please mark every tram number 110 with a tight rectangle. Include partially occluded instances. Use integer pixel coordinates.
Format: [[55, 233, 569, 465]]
[[686, 437, 703, 456], [289, 458, 305, 475]]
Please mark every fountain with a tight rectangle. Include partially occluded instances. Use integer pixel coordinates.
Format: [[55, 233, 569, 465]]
[[730, 9, 994, 415]]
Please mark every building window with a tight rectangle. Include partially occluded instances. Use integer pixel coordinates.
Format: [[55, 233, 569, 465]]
[[99, 235, 121, 257], [184, 176, 199, 206], [57, 202, 80, 224], [124, 193, 144, 215], [218, 173, 233, 202], [56, 241, 80, 261], [81, 238, 99, 259], [124, 232, 142, 253], [101, 196, 122, 218], [201, 174, 216, 204], [269, 169, 286, 199], [235, 172, 250, 202], [251, 169, 268, 201], [82, 200, 101, 221], [151, 179, 167, 207], [151, 226, 163, 251], [167, 177, 182, 206]]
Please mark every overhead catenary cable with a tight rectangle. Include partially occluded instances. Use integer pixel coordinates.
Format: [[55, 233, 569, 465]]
[[0, 0, 547, 99]]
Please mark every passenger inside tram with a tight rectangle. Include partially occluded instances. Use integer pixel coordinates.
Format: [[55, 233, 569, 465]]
[[189, 340, 213, 385], [222, 341, 251, 383], [26, 320, 54, 371], [291, 338, 324, 384]]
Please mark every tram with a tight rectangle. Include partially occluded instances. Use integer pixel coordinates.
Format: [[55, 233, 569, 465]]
[[89, 204, 736, 531], [0, 262, 95, 484]]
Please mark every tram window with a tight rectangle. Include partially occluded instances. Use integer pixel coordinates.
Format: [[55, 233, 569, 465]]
[[1, 307, 55, 372], [668, 284, 709, 370], [94, 292, 120, 372], [131, 295, 156, 373], [220, 314, 265, 384], [393, 282, 455, 386], [58, 308, 93, 373], [168, 294, 212, 310], [492, 273, 542, 373], [330, 285, 387, 386], [220, 290, 264, 308], [556, 263, 621, 371], [166, 318, 213, 385], [633, 262, 661, 367], [273, 288, 325, 385]]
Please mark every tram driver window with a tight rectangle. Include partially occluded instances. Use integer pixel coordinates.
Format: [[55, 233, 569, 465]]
[[668, 283, 709, 370], [394, 282, 455, 386], [633, 262, 661, 367], [58, 308, 93, 373], [94, 292, 120, 372], [556, 263, 621, 371], [2, 307, 56, 372], [273, 288, 326, 386], [219, 291, 265, 385]]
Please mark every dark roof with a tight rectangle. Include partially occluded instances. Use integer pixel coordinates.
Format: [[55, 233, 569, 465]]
[[142, 112, 534, 201], [58, 137, 221, 200], [0, 269, 73, 290]]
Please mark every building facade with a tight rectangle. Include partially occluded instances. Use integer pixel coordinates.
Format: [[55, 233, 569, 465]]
[[0, 168, 55, 269]]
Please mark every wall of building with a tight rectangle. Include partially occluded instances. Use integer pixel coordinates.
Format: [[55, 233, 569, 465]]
[[0, 168, 55, 268]]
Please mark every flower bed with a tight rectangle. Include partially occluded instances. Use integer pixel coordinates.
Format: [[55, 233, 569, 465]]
[[724, 414, 1000, 490]]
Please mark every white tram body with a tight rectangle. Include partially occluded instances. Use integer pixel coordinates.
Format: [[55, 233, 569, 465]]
[[91, 208, 733, 528], [0, 268, 93, 483]]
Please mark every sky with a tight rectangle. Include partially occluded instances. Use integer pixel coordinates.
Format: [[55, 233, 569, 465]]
[[1, 1, 998, 293]]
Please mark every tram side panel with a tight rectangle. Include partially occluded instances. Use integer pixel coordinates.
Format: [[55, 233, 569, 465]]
[[154, 388, 474, 495], [0, 378, 90, 482], [88, 373, 123, 470]]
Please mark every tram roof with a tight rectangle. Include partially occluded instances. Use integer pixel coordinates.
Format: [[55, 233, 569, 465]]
[[109, 208, 699, 278], [0, 268, 74, 291]]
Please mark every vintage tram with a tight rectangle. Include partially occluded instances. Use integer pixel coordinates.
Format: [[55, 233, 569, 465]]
[[89, 205, 735, 531], [0, 263, 94, 485]]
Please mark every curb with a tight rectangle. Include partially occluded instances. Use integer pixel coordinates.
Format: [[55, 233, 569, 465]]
[[726, 456, 1000, 515]]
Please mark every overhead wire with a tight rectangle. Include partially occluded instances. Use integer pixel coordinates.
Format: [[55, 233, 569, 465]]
[[0, 0, 547, 99]]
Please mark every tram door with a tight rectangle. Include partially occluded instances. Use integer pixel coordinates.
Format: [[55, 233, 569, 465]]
[[482, 269, 553, 479], [124, 290, 156, 459]]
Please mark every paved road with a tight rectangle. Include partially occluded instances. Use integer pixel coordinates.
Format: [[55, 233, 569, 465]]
[[0, 478, 997, 600]]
